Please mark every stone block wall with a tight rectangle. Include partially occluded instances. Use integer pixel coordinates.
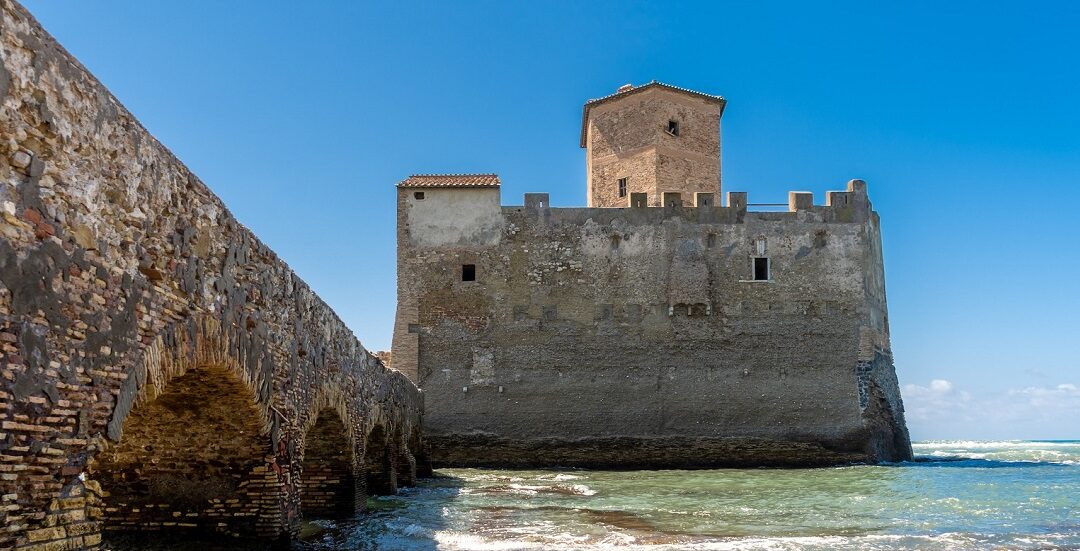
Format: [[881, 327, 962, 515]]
[[588, 149, 657, 208], [0, 2, 425, 548], [396, 181, 911, 468], [585, 87, 721, 158]]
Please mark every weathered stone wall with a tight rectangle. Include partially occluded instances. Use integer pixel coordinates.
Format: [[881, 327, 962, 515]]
[[588, 149, 657, 208], [396, 181, 911, 468], [0, 2, 425, 548], [585, 86, 722, 207]]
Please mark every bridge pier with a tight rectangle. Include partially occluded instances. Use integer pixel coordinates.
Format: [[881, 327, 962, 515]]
[[362, 424, 397, 498], [300, 409, 356, 519]]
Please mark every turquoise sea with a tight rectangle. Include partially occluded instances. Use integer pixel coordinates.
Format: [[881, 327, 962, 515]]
[[298, 441, 1080, 550]]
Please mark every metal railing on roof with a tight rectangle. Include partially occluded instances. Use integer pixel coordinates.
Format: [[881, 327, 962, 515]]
[[746, 202, 791, 212]]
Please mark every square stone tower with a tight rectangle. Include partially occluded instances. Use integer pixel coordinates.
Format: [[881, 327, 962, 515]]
[[582, 81, 726, 207]]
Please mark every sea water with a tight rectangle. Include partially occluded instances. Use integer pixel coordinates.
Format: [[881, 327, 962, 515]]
[[296, 441, 1079, 550]]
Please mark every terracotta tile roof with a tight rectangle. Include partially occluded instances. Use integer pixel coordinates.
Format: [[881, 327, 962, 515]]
[[580, 81, 727, 147], [397, 174, 501, 188]]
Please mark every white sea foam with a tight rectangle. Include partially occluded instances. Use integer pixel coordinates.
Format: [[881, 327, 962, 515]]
[[433, 532, 546, 550], [568, 484, 597, 496], [463, 482, 597, 497], [914, 440, 1079, 449], [293, 449, 1079, 551], [419, 532, 1080, 551], [912, 439, 1080, 464], [548, 473, 585, 481]]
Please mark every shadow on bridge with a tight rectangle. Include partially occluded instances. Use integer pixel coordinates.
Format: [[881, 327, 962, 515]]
[[301, 408, 356, 520], [93, 364, 281, 546], [91, 355, 427, 549], [363, 423, 395, 497]]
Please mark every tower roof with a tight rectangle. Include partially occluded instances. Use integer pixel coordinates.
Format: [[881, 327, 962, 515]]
[[579, 81, 726, 147], [397, 174, 501, 188]]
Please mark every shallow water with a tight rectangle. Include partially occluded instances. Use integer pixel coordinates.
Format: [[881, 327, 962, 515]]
[[297, 441, 1080, 550]]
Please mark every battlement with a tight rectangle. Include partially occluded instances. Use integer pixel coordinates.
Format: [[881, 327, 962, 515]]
[[400, 176, 873, 227], [394, 169, 903, 467]]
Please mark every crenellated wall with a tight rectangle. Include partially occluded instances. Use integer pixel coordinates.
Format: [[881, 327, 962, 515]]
[[395, 180, 911, 468], [0, 2, 425, 548]]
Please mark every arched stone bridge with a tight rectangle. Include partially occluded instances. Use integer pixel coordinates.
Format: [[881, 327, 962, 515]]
[[0, 2, 427, 548]]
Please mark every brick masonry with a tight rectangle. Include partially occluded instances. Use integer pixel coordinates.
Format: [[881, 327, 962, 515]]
[[584, 83, 723, 208], [0, 1, 425, 548]]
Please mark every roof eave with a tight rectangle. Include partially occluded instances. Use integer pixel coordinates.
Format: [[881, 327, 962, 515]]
[[396, 184, 501, 189], [578, 82, 726, 148], [396, 173, 501, 188]]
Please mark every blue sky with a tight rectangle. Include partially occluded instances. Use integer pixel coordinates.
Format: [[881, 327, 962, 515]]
[[22, 1, 1079, 440]]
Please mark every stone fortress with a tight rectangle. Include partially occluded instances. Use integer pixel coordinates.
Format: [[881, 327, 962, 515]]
[[394, 81, 913, 468], [0, 0, 915, 547]]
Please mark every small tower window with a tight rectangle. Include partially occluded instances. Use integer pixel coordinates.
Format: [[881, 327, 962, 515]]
[[667, 120, 680, 136], [414, 191, 425, 200], [617, 178, 627, 198], [462, 264, 476, 281], [753, 257, 770, 281]]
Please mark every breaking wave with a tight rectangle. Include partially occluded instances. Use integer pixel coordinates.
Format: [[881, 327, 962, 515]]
[[912, 440, 1080, 465], [290, 441, 1078, 551]]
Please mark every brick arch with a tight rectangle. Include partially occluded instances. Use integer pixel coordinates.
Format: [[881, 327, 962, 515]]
[[362, 422, 396, 497], [298, 387, 359, 519], [300, 408, 356, 519], [89, 317, 284, 541], [105, 317, 274, 444], [393, 427, 417, 488], [407, 425, 433, 479]]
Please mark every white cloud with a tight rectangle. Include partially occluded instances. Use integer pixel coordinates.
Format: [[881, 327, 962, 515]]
[[902, 379, 1080, 439], [928, 379, 952, 392], [902, 379, 972, 423], [1006, 383, 1080, 411]]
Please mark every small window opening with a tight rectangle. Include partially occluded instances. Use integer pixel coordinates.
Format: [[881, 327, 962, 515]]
[[513, 305, 528, 321], [707, 234, 716, 248], [462, 264, 476, 281], [539, 201, 544, 207], [753, 257, 770, 281], [542, 305, 557, 321], [667, 120, 680, 136], [617, 178, 627, 198], [413, 191, 425, 200]]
